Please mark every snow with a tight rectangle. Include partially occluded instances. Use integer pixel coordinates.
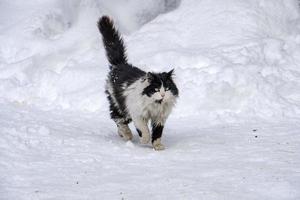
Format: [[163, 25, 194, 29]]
[[1, 0, 300, 199], [1, 103, 300, 199]]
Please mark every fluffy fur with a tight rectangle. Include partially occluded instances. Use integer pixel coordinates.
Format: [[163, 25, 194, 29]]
[[97, 16, 179, 150]]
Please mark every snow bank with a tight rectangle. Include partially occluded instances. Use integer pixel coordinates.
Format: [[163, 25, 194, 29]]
[[1, 0, 300, 123], [0, 0, 179, 110]]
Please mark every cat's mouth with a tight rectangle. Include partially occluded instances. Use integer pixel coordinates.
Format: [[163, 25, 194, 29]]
[[155, 99, 163, 104]]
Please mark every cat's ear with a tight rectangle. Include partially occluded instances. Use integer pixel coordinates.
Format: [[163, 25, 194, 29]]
[[167, 69, 175, 77], [146, 72, 155, 81]]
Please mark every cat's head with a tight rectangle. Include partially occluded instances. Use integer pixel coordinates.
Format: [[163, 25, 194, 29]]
[[142, 69, 179, 104]]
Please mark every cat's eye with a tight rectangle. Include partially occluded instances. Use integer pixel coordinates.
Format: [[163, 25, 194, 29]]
[[165, 87, 170, 91], [155, 88, 159, 92]]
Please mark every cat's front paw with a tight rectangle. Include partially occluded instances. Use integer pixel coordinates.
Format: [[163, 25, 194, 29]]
[[153, 143, 165, 151], [140, 134, 150, 144], [152, 139, 165, 150]]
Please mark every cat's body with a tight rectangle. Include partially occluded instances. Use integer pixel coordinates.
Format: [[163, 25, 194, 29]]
[[98, 16, 178, 150]]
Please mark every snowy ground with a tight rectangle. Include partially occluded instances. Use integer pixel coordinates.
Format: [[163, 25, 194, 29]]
[[1, 0, 300, 199], [1, 103, 300, 200]]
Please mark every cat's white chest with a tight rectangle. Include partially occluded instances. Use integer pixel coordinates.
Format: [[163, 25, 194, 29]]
[[148, 101, 174, 124], [148, 103, 165, 118]]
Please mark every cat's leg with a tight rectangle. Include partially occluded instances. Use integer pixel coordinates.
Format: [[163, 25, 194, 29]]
[[116, 119, 133, 141], [107, 94, 133, 140], [133, 118, 150, 144], [151, 122, 165, 150]]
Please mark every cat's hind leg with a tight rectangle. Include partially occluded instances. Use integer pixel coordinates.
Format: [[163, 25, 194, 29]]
[[116, 120, 133, 141], [107, 94, 133, 140]]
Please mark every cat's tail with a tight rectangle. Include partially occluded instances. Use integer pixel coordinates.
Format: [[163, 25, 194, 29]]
[[97, 16, 128, 66]]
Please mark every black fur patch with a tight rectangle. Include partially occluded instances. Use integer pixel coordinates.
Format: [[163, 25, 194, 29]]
[[152, 124, 164, 143], [98, 16, 127, 65], [136, 129, 142, 137], [155, 99, 163, 104]]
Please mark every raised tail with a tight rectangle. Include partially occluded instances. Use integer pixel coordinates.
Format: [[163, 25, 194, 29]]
[[97, 16, 128, 66]]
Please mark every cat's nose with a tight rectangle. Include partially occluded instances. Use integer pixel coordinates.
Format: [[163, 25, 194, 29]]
[[161, 93, 165, 97]]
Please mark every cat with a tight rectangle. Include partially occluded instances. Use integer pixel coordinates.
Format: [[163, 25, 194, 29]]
[[97, 16, 178, 150]]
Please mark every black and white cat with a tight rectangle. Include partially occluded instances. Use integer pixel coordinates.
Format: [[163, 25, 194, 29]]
[[97, 16, 179, 150]]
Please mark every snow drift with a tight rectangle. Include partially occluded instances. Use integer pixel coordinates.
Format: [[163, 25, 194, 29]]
[[1, 0, 300, 123]]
